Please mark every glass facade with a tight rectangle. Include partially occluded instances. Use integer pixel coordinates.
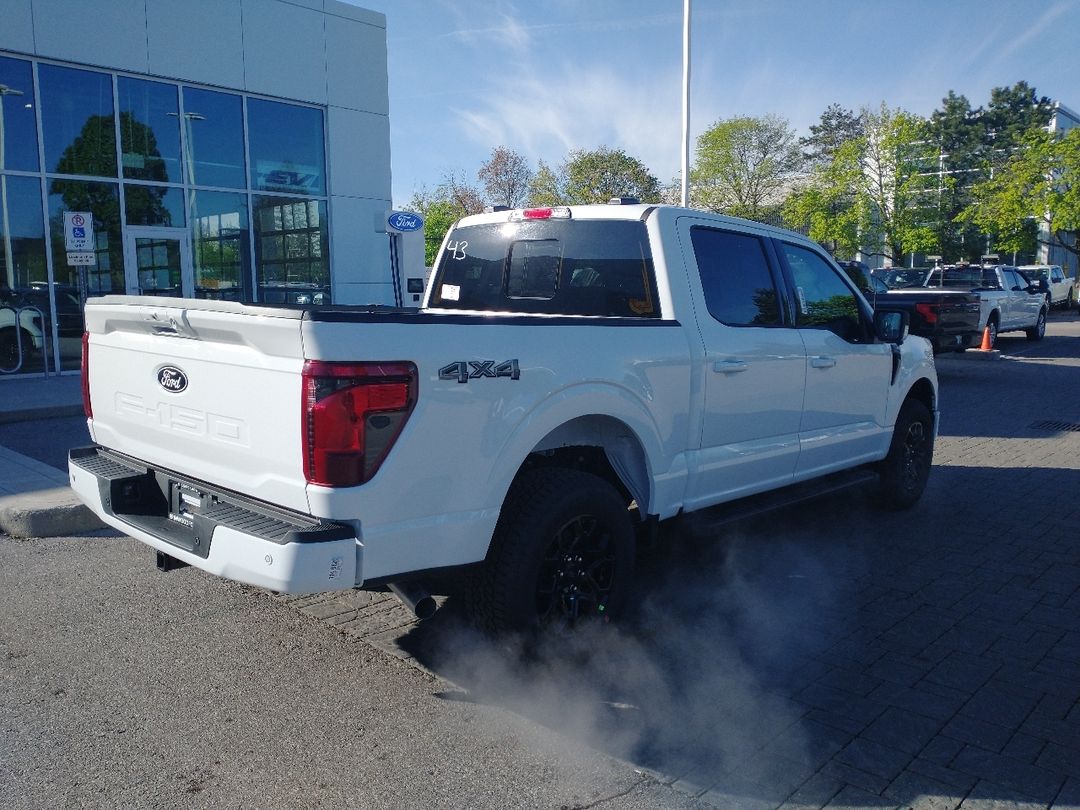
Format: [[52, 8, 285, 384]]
[[0, 53, 330, 376]]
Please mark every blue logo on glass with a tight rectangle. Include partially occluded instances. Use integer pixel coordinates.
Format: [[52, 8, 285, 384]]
[[388, 212, 423, 232]]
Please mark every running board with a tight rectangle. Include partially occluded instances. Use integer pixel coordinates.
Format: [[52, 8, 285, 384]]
[[680, 467, 878, 536]]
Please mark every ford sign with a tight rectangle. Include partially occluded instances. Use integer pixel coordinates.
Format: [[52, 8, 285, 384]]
[[388, 212, 423, 232], [157, 366, 188, 394]]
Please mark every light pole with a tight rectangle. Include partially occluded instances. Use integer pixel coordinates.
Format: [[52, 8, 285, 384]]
[[0, 83, 26, 292], [680, 0, 691, 208]]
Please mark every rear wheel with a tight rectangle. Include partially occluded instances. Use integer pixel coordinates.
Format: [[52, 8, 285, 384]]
[[1026, 308, 1046, 341], [875, 399, 934, 510], [467, 468, 635, 635]]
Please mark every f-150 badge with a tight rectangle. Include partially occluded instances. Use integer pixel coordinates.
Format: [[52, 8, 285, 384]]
[[439, 360, 520, 384]]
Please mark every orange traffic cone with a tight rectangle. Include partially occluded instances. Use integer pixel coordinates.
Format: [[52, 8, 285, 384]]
[[978, 325, 992, 351]]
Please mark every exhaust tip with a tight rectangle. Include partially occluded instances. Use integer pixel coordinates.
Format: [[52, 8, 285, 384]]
[[388, 581, 437, 620]]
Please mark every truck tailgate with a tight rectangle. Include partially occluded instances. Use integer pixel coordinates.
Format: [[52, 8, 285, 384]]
[[84, 297, 310, 513]]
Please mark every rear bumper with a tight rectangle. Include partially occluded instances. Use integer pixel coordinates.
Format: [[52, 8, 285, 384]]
[[68, 446, 358, 593]]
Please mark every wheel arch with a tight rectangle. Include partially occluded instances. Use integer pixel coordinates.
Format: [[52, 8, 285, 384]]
[[904, 376, 936, 416], [484, 385, 669, 528]]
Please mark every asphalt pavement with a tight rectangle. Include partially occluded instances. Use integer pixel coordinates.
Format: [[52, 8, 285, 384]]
[[1, 313, 1079, 809]]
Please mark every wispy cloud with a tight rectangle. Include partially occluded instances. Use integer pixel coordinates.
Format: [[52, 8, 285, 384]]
[[454, 63, 685, 181]]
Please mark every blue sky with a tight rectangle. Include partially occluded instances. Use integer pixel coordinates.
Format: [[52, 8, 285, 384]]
[[349, 0, 1080, 207]]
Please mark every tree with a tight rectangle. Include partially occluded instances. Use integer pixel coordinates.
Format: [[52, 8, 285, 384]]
[[691, 114, 803, 222], [561, 146, 661, 204], [926, 91, 986, 261], [800, 104, 864, 167], [526, 159, 567, 206], [925, 83, 1055, 261], [983, 81, 1054, 159], [477, 146, 533, 209], [784, 105, 938, 265], [959, 127, 1080, 266]]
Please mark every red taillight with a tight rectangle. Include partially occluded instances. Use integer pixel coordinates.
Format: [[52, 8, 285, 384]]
[[81, 332, 92, 419], [301, 361, 417, 488], [915, 302, 938, 325], [523, 207, 553, 219]]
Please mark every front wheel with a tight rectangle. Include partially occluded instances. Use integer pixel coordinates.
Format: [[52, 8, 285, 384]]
[[1026, 308, 1046, 341], [467, 468, 635, 635], [875, 399, 934, 510]]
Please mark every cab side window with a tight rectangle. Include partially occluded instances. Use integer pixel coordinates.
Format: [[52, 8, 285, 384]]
[[780, 242, 864, 342], [691, 227, 783, 326]]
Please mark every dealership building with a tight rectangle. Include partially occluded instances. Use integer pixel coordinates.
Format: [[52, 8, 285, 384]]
[[0, 0, 393, 377]]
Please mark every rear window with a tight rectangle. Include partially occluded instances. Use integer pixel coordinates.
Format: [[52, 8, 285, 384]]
[[429, 219, 659, 317]]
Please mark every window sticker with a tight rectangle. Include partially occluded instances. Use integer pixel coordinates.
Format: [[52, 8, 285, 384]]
[[442, 284, 460, 302], [797, 286, 808, 313]]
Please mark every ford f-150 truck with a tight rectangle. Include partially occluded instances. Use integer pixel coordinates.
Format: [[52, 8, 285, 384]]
[[924, 265, 1047, 349], [838, 262, 981, 353], [70, 203, 938, 634]]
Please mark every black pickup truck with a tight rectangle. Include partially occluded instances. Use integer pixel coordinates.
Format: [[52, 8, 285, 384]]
[[838, 262, 983, 353]]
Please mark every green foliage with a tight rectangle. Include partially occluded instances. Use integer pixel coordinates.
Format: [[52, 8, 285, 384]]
[[527, 159, 567, 206], [561, 146, 661, 204], [960, 127, 1080, 261], [691, 114, 802, 222], [525, 149, 660, 206], [800, 104, 865, 167], [784, 105, 938, 264]]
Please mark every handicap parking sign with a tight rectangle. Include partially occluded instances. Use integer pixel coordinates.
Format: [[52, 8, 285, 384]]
[[63, 211, 94, 252]]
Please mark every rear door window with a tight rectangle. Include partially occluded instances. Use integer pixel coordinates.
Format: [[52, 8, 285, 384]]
[[690, 227, 784, 326], [431, 219, 659, 317]]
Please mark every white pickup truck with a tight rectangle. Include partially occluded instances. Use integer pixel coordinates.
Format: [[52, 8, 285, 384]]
[[70, 203, 938, 633]]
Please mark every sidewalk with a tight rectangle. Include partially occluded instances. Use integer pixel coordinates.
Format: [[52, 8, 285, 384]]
[[0, 373, 105, 538]]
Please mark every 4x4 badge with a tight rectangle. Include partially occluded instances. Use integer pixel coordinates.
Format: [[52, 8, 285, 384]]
[[439, 359, 520, 384]]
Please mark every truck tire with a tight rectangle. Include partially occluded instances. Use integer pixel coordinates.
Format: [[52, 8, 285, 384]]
[[1026, 308, 1046, 341], [467, 468, 635, 635], [875, 399, 934, 511]]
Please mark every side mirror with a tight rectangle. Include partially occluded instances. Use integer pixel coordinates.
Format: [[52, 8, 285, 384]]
[[874, 309, 908, 344]]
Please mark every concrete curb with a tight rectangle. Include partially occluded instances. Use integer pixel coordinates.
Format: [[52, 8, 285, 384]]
[[0, 486, 106, 538], [0, 486, 106, 542]]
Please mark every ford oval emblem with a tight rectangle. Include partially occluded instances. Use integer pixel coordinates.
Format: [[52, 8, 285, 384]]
[[388, 211, 423, 232], [157, 366, 188, 393]]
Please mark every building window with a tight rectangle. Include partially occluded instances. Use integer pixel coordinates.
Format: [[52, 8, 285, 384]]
[[191, 190, 249, 300], [248, 99, 326, 196], [124, 184, 185, 227], [0, 56, 39, 172], [254, 196, 328, 303], [181, 87, 245, 189], [48, 179, 123, 298], [39, 64, 117, 178], [118, 78, 182, 183]]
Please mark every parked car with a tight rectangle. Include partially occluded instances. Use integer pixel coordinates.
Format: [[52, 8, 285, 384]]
[[924, 265, 1046, 348], [1018, 265, 1075, 310]]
